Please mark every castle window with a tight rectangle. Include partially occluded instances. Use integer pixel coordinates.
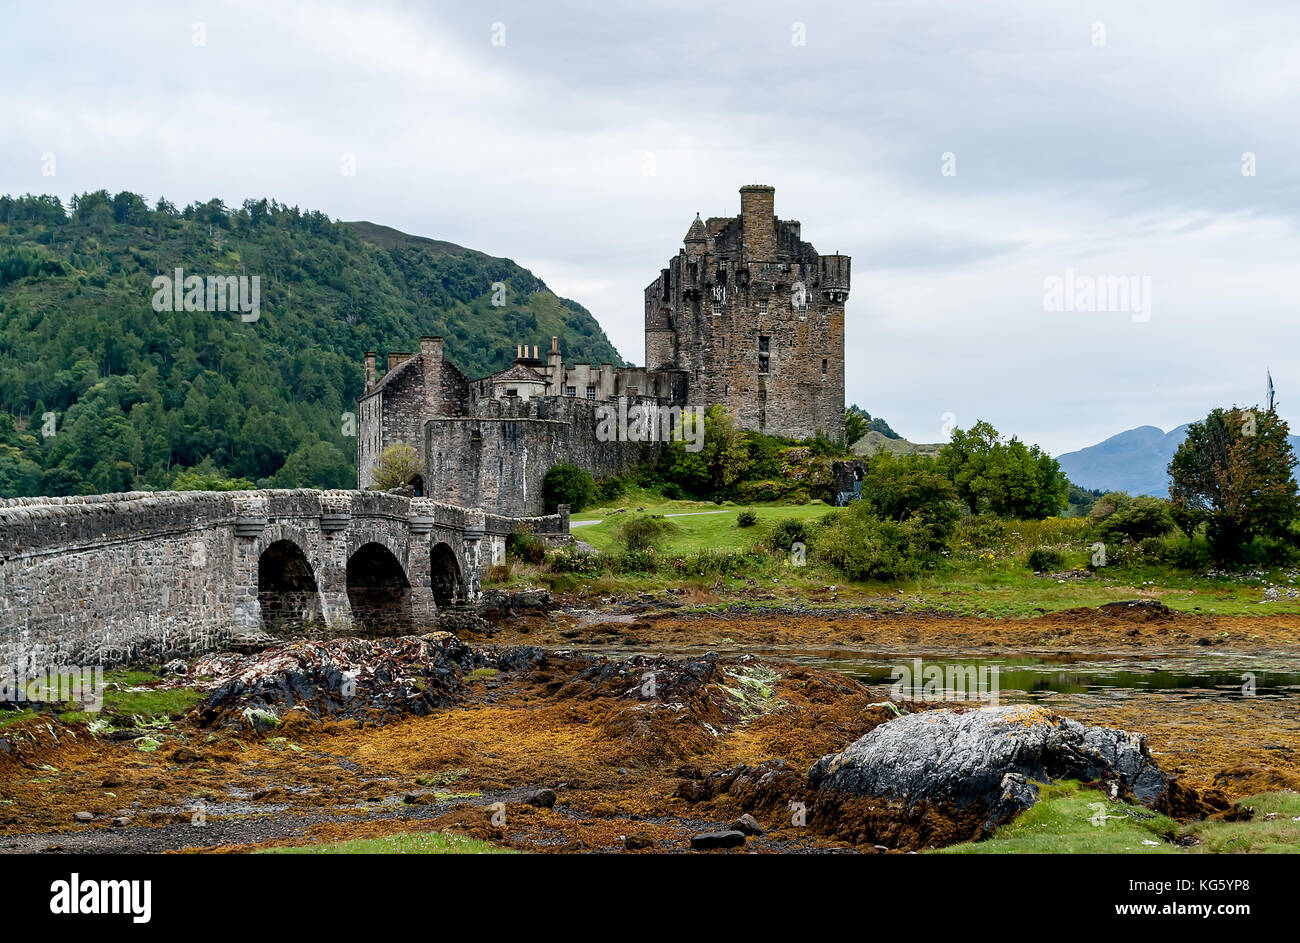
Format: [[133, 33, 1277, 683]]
[[758, 300, 768, 316], [758, 336, 769, 352], [586, 385, 596, 400], [822, 358, 828, 378], [506, 388, 518, 397], [565, 386, 576, 397], [711, 301, 721, 316]]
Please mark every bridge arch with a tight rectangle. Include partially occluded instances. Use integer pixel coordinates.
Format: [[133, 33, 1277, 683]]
[[430, 541, 463, 608], [346, 541, 412, 634], [257, 539, 323, 631]]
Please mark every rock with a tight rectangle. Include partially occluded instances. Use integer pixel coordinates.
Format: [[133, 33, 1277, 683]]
[[112, 816, 130, 827], [809, 705, 1169, 836], [624, 832, 655, 850], [731, 813, 765, 836], [193, 632, 480, 727], [477, 589, 555, 620], [520, 787, 557, 809], [690, 830, 746, 850], [74, 811, 94, 823]]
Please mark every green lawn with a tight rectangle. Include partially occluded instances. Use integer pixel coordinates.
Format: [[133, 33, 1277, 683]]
[[936, 782, 1300, 854], [573, 501, 836, 554], [261, 831, 516, 854]]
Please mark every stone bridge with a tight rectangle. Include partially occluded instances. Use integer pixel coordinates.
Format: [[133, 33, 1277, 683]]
[[0, 490, 569, 671]]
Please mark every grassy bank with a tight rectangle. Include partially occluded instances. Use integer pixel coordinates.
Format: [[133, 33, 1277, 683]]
[[496, 498, 1300, 618], [938, 782, 1300, 854]]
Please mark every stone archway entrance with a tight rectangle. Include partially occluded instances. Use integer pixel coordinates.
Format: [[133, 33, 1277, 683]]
[[258, 540, 323, 631], [346, 542, 411, 634], [430, 542, 462, 609]]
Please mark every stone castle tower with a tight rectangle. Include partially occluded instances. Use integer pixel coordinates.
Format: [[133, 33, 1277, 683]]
[[645, 185, 849, 440], [358, 184, 849, 513]]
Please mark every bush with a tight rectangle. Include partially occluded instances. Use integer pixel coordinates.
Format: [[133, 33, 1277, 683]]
[[550, 547, 603, 575], [373, 442, 424, 491], [736, 508, 759, 527], [816, 506, 932, 581], [663, 550, 760, 578], [506, 529, 546, 565], [594, 474, 627, 503], [768, 518, 810, 552], [609, 548, 659, 573], [1089, 492, 1175, 544], [542, 463, 596, 513], [1026, 547, 1065, 572], [862, 452, 961, 549], [615, 514, 677, 552]]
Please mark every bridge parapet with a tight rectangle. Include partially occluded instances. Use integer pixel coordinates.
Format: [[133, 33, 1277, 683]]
[[0, 489, 568, 671]]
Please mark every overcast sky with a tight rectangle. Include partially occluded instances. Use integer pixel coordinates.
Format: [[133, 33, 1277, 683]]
[[2, 0, 1297, 455]]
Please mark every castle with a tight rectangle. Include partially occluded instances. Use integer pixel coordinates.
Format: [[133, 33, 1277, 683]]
[[358, 185, 850, 516]]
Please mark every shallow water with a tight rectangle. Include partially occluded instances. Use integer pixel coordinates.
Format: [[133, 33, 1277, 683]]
[[792, 652, 1300, 701]]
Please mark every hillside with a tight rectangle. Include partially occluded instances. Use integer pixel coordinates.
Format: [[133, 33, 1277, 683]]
[[850, 429, 944, 459], [1058, 423, 1300, 496], [0, 191, 623, 496]]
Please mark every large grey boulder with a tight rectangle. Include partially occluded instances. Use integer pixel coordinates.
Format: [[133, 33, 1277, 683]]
[[808, 705, 1168, 836]]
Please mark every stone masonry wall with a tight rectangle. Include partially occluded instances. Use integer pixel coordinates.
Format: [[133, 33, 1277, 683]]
[[0, 490, 565, 670]]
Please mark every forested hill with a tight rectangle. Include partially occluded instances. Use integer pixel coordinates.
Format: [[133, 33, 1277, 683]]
[[0, 191, 623, 496]]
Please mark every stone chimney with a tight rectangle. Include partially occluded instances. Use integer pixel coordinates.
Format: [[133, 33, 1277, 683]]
[[740, 184, 777, 261], [364, 351, 376, 392], [420, 336, 443, 419]]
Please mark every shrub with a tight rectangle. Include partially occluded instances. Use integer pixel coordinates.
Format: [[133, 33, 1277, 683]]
[[616, 514, 677, 552], [1026, 547, 1065, 572], [550, 547, 604, 575], [862, 452, 961, 549], [506, 529, 546, 565], [736, 508, 759, 527], [954, 514, 1010, 551], [663, 550, 760, 578], [1089, 492, 1175, 544], [594, 474, 627, 503], [373, 443, 424, 491], [609, 548, 659, 573], [816, 507, 932, 581], [542, 463, 595, 513], [768, 518, 810, 552]]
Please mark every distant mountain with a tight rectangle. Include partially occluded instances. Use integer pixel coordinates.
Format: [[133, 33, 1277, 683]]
[[1058, 424, 1300, 497]]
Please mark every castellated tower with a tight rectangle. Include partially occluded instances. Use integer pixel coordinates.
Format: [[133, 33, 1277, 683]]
[[644, 185, 849, 441]]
